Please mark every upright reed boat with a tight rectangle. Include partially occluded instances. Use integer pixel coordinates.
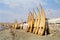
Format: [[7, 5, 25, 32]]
[[38, 7, 46, 35], [33, 8, 41, 34], [27, 12, 34, 32]]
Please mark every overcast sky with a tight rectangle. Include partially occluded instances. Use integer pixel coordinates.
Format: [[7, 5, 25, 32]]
[[0, 0, 60, 22]]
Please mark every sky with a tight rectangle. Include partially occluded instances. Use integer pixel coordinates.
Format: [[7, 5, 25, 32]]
[[0, 0, 60, 22]]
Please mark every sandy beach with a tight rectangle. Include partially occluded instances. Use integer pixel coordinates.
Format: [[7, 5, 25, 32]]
[[0, 28, 60, 40]]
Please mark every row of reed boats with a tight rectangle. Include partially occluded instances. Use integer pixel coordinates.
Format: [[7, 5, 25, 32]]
[[26, 6, 47, 36], [11, 5, 49, 36]]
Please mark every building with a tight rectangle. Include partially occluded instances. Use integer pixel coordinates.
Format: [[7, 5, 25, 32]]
[[48, 18, 60, 31]]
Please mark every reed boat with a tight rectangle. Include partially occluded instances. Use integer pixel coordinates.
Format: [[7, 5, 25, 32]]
[[38, 7, 46, 35], [26, 12, 34, 32], [33, 8, 41, 34]]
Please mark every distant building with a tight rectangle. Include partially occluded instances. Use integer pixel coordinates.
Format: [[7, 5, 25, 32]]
[[47, 18, 60, 31], [48, 18, 60, 24]]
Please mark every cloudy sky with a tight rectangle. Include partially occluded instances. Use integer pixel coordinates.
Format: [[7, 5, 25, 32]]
[[0, 0, 60, 22]]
